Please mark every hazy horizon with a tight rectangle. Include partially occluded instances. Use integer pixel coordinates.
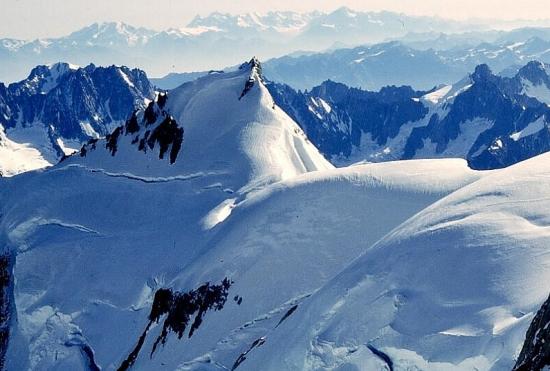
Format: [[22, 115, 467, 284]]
[[2, 0, 550, 39]]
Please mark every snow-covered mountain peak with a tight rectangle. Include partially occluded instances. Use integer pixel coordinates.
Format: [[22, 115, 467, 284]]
[[10, 62, 153, 114], [421, 75, 473, 105], [515, 60, 550, 105], [186, 11, 318, 33], [165, 57, 332, 191], [330, 6, 359, 18], [46, 61, 80, 72], [239, 56, 262, 78], [65, 21, 154, 47], [91, 21, 142, 34], [22, 62, 79, 94], [66, 58, 331, 195], [0, 62, 155, 176]]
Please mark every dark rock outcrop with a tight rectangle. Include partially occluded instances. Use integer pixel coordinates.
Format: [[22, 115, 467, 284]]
[[78, 93, 185, 164], [239, 57, 263, 100], [231, 336, 266, 370], [118, 278, 233, 371], [367, 345, 394, 371], [106, 126, 123, 156], [0, 254, 13, 370], [146, 116, 184, 164], [514, 294, 550, 371]]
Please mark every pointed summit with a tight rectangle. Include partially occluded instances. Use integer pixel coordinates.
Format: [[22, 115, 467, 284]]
[[471, 63, 494, 83], [239, 56, 262, 75], [517, 60, 549, 85]]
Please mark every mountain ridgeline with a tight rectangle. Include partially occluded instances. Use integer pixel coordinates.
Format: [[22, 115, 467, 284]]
[[154, 36, 550, 91], [262, 37, 550, 91], [267, 60, 550, 170]]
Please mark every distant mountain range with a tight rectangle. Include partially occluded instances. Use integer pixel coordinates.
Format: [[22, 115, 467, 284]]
[[268, 60, 550, 170], [263, 37, 550, 91], [0, 7, 530, 83], [150, 34, 550, 91]]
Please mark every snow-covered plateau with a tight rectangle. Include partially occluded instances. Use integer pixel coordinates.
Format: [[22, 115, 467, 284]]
[[0, 59, 548, 371]]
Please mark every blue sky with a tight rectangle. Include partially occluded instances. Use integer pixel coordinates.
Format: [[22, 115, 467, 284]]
[[2, 0, 550, 39]]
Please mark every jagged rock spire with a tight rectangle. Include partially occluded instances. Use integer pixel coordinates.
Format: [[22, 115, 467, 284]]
[[238, 57, 264, 100], [514, 293, 550, 371], [239, 57, 262, 77]]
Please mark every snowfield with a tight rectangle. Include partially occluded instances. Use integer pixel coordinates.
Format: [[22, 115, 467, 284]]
[[242, 151, 550, 370], [0, 126, 52, 176], [1, 59, 548, 371]]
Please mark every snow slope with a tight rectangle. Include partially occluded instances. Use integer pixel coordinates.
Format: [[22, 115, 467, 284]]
[[1, 58, 333, 370], [420, 76, 473, 106], [153, 159, 487, 370], [236, 150, 550, 371], [1, 59, 496, 371], [0, 126, 52, 176], [2, 157, 485, 370]]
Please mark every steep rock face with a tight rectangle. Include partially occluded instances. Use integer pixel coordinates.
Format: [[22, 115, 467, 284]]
[[268, 80, 428, 159], [2, 63, 154, 136], [406, 64, 550, 167], [268, 61, 550, 169], [0, 254, 13, 370], [514, 293, 550, 371], [516, 60, 550, 87], [0, 63, 154, 175]]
